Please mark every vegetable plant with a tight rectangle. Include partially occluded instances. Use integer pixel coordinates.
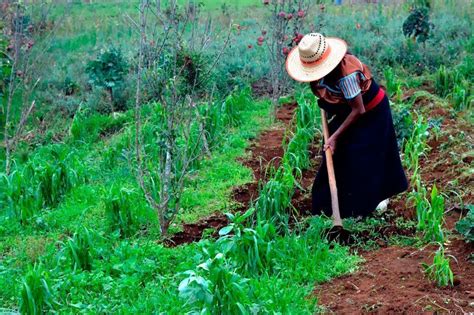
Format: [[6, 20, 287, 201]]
[[422, 245, 454, 287]]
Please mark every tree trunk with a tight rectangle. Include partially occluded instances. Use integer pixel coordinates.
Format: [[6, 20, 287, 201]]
[[158, 125, 173, 236], [108, 86, 115, 113]]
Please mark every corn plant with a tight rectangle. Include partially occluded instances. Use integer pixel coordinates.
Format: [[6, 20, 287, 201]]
[[221, 87, 251, 127], [422, 245, 454, 287], [67, 227, 93, 271], [434, 65, 462, 98], [411, 183, 445, 243], [218, 208, 277, 275], [295, 95, 318, 130], [19, 264, 54, 315], [449, 82, 473, 111], [0, 169, 42, 223], [255, 167, 295, 233], [284, 128, 313, 173], [104, 185, 137, 237], [403, 114, 429, 173], [178, 252, 251, 314], [383, 67, 403, 102], [426, 185, 445, 242], [33, 149, 81, 208]]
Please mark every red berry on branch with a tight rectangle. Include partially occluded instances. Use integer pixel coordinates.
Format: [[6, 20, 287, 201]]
[[297, 10, 305, 18], [283, 47, 289, 55], [356, 23, 361, 29], [262, 30, 267, 35], [278, 11, 286, 18], [286, 13, 293, 20], [258, 36, 264, 42], [263, 0, 270, 5], [248, 44, 253, 49]]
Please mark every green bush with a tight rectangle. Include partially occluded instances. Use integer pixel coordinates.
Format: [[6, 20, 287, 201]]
[[456, 205, 474, 242], [218, 209, 277, 276], [86, 47, 128, 112], [178, 252, 252, 314]]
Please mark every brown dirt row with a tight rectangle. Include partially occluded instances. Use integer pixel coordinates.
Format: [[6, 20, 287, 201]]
[[316, 239, 474, 314]]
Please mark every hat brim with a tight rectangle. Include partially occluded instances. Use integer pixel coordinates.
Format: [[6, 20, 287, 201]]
[[286, 38, 347, 83]]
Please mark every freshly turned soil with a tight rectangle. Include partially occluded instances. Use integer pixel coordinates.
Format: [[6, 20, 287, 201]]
[[315, 238, 474, 314], [166, 103, 299, 246]]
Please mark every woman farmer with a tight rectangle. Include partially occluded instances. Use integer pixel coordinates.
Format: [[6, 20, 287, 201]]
[[286, 33, 408, 218]]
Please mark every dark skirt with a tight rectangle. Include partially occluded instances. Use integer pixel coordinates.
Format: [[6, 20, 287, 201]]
[[312, 84, 408, 218]]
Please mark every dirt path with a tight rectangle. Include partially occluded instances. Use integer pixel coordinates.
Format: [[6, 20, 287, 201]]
[[166, 103, 299, 246], [316, 239, 474, 313]]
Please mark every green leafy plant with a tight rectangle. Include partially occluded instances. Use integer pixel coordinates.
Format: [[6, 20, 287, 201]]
[[218, 209, 277, 275], [0, 169, 42, 223], [255, 167, 294, 233], [178, 252, 251, 314], [449, 82, 473, 111], [455, 205, 474, 242], [19, 264, 54, 315], [411, 184, 445, 243], [103, 185, 137, 237], [383, 67, 403, 101], [67, 227, 93, 271], [422, 245, 454, 287], [434, 65, 464, 98], [403, 114, 429, 174], [86, 47, 128, 112], [34, 148, 82, 208]]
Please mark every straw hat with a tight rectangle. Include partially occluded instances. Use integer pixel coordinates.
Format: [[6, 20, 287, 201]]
[[286, 33, 347, 83]]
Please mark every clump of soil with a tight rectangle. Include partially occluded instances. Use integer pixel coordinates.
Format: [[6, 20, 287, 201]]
[[315, 239, 474, 313]]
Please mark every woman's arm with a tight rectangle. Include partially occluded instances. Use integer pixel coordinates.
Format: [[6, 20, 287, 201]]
[[324, 94, 365, 153]]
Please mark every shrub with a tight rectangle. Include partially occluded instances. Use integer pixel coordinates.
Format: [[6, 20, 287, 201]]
[[86, 47, 128, 112], [402, 6, 433, 43]]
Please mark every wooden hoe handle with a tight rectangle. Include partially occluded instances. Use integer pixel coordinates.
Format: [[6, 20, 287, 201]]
[[320, 109, 343, 227]]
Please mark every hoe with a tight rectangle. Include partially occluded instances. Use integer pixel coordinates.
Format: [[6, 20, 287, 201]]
[[320, 108, 351, 243]]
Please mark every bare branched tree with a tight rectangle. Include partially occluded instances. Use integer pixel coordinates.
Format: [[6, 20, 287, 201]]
[[131, 0, 232, 236], [1, 1, 66, 174]]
